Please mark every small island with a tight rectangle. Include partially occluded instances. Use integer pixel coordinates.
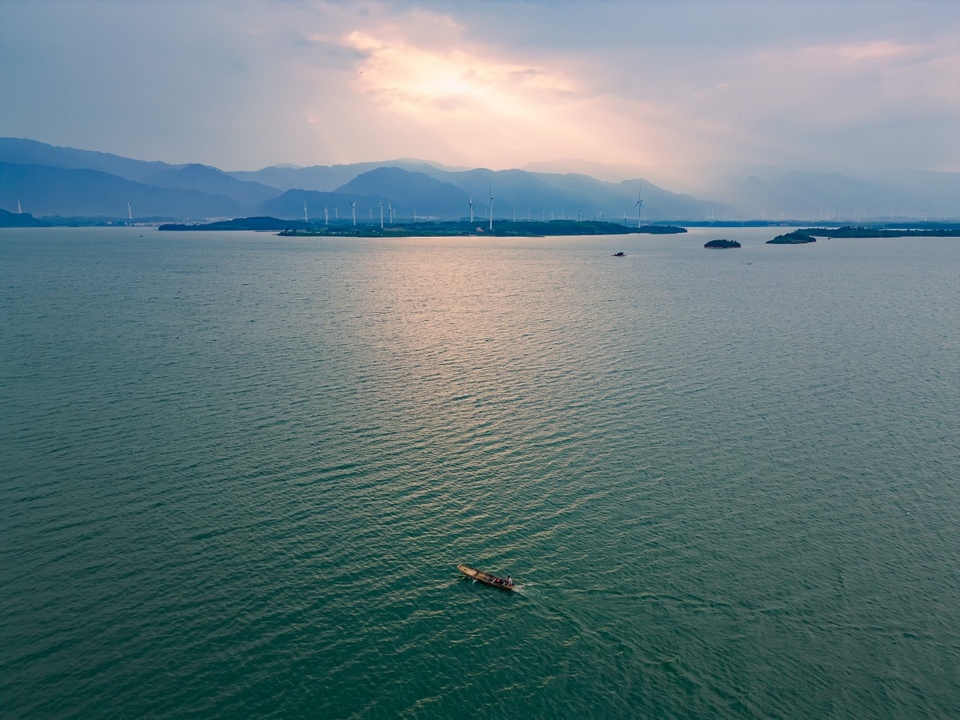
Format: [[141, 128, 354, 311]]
[[0, 209, 45, 227], [159, 216, 311, 232], [704, 239, 741, 249], [768, 231, 816, 244]]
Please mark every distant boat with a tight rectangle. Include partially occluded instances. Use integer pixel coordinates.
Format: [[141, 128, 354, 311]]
[[457, 564, 516, 591], [612, 251, 625, 256]]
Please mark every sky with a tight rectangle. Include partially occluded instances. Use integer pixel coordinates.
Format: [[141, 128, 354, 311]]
[[2, 0, 959, 188]]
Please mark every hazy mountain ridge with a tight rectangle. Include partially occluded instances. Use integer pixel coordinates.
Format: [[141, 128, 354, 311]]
[[1, 137, 957, 222], [229, 160, 458, 193], [0, 138, 710, 222], [336, 167, 470, 218], [712, 172, 929, 221], [147, 164, 282, 208], [0, 137, 182, 185], [0, 161, 242, 219], [260, 189, 384, 221]]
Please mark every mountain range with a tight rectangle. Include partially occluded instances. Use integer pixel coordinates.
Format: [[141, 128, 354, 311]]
[[1, 137, 957, 223]]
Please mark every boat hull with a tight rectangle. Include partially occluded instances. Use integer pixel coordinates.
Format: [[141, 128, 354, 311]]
[[457, 564, 516, 591]]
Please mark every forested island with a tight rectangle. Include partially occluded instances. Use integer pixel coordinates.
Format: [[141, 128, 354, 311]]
[[157, 216, 686, 236], [704, 239, 741, 249], [0, 209, 155, 228], [766, 225, 960, 244], [278, 219, 687, 238], [768, 231, 816, 244], [159, 217, 311, 232], [799, 225, 960, 238]]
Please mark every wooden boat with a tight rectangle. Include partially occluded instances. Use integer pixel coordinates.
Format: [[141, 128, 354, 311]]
[[457, 564, 516, 591]]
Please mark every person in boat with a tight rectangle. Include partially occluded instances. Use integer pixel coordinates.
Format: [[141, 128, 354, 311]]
[[506, 576, 513, 586]]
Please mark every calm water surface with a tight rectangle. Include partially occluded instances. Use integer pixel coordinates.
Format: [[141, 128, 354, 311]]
[[1, 227, 958, 718]]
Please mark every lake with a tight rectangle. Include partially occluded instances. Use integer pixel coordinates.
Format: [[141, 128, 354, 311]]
[[1, 226, 958, 718]]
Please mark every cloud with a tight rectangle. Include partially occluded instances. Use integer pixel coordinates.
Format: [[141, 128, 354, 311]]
[[324, 22, 585, 165], [1, 0, 957, 180]]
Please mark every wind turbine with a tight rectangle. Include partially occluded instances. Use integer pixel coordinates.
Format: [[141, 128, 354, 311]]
[[488, 184, 494, 231], [379, 200, 384, 229], [635, 188, 643, 228], [304, 203, 308, 223], [350, 201, 357, 226], [324, 207, 329, 226], [17, 200, 23, 214], [128, 202, 132, 221], [388, 201, 393, 224], [469, 196, 474, 223]]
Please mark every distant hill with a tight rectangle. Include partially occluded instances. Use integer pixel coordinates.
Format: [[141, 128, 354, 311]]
[[230, 160, 458, 192], [3, 137, 956, 223], [0, 140, 273, 219], [363, 166, 720, 222], [707, 170, 956, 221], [0, 162, 241, 219], [0, 137, 729, 222], [0, 137, 179, 184], [147, 164, 281, 210], [259, 189, 383, 221], [335, 167, 470, 218]]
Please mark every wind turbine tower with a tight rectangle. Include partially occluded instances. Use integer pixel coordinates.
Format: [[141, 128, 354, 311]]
[[128, 202, 132, 221], [350, 201, 357, 226], [379, 200, 384, 229], [469, 196, 474, 223], [488, 184, 494, 231], [304, 203, 308, 223], [635, 188, 643, 228]]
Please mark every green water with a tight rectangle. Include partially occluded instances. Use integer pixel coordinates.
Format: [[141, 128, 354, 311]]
[[1, 228, 958, 718]]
